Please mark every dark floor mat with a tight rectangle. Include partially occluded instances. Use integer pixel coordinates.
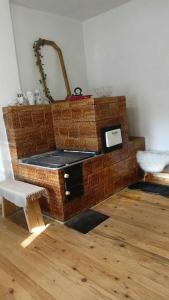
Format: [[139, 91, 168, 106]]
[[65, 209, 109, 234], [129, 181, 169, 197]]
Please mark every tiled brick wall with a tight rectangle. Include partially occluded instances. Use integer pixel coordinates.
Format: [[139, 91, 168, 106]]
[[3, 105, 55, 159], [52, 96, 128, 152]]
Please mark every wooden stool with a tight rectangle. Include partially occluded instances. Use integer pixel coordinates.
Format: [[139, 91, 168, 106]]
[[0, 179, 48, 233]]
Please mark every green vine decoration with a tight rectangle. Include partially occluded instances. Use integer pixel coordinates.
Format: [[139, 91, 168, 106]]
[[33, 38, 71, 103], [33, 39, 54, 103]]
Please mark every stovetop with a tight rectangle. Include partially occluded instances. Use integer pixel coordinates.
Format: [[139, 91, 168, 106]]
[[21, 150, 96, 169]]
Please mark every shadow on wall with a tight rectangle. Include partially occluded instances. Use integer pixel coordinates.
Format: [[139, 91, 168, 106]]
[[125, 93, 148, 149], [0, 108, 14, 181], [127, 106, 138, 137]]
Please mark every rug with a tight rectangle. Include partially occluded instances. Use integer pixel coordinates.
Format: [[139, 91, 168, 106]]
[[65, 209, 109, 234], [129, 181, 169, 198]]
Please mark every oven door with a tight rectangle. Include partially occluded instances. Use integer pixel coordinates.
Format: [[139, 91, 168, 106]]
[[101, 125, 123, 153], [64, 163, 84, 202]]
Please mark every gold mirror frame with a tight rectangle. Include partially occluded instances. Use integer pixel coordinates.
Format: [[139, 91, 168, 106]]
[[33, 38, 71, 103]]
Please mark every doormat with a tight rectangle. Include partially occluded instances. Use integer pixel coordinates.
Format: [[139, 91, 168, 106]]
[[129, 181, 169, 197], [65, 209, 109, 234]]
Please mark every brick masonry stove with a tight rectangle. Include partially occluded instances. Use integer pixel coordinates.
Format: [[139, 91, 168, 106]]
[[3, 97, 145, 221]]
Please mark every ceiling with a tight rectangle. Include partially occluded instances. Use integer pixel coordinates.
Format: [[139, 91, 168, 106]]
[[10, 0, 131, 21]]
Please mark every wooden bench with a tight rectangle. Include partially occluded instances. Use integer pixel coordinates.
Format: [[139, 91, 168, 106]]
[[0, 179, 48, 233]]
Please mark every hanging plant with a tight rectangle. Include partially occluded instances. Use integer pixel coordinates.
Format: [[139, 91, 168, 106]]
[[33, 38, 71, 103]]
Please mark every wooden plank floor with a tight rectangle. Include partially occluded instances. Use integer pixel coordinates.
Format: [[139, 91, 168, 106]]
[[0, 189, 169, 299]]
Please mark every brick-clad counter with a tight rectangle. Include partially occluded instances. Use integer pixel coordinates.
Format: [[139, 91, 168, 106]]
[[12, 137, 145, 221], [3, 97, 145, 221]]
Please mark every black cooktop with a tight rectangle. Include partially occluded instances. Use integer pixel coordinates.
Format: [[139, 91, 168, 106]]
[[22, 150, 96, 169]]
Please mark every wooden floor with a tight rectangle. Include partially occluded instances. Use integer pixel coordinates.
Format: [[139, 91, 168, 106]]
[[1, 189, 169, 299]]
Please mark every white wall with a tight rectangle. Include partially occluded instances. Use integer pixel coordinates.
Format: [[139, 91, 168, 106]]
[[84, 0, 169, 151], [0, 0, 20, 180], [11, 4, 88, 100]]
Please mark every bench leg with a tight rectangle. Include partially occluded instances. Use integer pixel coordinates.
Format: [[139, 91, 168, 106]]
[[24, 199, 45, 233], [2, 198, 20, 217]]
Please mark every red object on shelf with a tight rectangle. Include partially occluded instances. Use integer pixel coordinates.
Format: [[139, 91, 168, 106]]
[[67, 95, 92, 101]]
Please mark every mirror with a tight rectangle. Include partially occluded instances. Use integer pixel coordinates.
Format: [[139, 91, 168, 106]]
[[33, 38, 71, 103], [41, 46, 67, 100]]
